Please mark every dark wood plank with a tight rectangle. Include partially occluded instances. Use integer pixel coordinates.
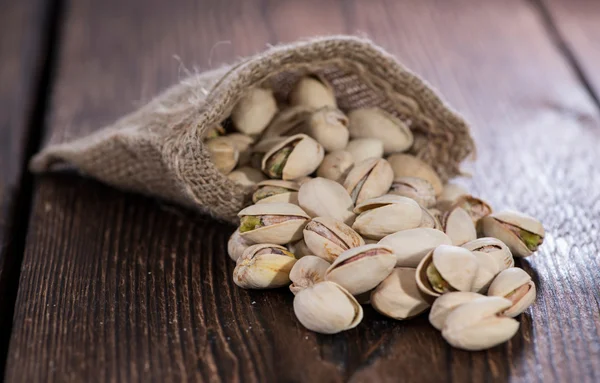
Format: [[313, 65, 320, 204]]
[[7, 0, 600, 382]]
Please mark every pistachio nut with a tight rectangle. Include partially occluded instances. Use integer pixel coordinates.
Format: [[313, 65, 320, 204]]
[[415, 245, 479, 297], [348, 107, 413, 154], [287, 239, 312, 258], [250, 136, 285, 169], [289, 74, 337, 109], [379, 228, 452, 267], [429, 291, 484, 330], [306, 107, 349, 152], [262, 134, 324, 180], [481, 210, 545, 257], [304, 217, 365, 262], [471, 251, 500, 293], [352, 195, 422, 239], [439, 195, 492, 225], [206, 136, 239, 175], [420, 207, 443, 230], [231, 87, 278, 136], [462, 237, 514, 271], [298, 177, 355, 225], [238, 202, 310, 244], [344, 158, 394, 205], [441, 206, 477, 246], [370, 268, 431, 320], [325, 244, 395, 295], [289, 256, 331, 295], [387, 154, 443, 195], [487, 267, 536, 317], [233, 244, 297, 289], [226, 133, 255, 166], [438, 182, 468, 204], [252, 180, 300, 204], [317, 150, 354, 184], [262, 105, 313, 139], [205, 124, 225, 140], [389, 176, 436, 208], [345, 138, 384, 163], [227, 228, 255, 261], [228, 166, 267, 187], [293, 281, 363, 334], [442, 296, 519, 351]]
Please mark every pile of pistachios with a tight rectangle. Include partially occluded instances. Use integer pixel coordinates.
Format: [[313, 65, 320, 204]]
[[207, 75, 545, 351]]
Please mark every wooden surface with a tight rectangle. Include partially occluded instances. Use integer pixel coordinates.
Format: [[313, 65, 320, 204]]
[[2, 0, 600, 382]]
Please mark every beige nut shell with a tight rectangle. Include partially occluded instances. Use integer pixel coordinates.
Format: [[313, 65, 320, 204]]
[[298, 177, 355, 225], [379, 228, 452, 268], [487, 267, 536, 317], [352, 195, 422, 240], [262, 134, 324, 181], [429, 291, 484, 330], [233, 244, 296, 289], [370, 267, 431, 320], [416, 245, 479, 297], [238, 203, 309, 244], [343, 158, 394, 205], [304, 216, 365, 262]]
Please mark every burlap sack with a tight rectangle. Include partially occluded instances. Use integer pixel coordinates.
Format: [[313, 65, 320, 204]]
[[30, 36, 475, 223]]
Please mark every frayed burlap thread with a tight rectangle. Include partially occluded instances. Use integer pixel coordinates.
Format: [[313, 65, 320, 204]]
[[30, 36, 475, 223]]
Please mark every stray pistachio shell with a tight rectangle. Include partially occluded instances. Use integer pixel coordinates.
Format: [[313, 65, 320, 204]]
[[293, 281, 363, 334], [304, 217, 365, 263], [250, 136, 286, 169], [420, 207, 443, 230], [227, 228, 254, 261], [442, 206, 477, 246], [226, 133, 255, 166], [481, 210, 545, 257], [252, 180, 300, 204], [206, 136, 239, 175], [262, 105, 313, 139], [262, 134, 324, 180], [438, 183, 468, 204], [317, 150, 354, 184], [325, 244, 395, 295], [233, 244, 297, 289], [387, 154, 443, 195], [238, 202, 310, 244], [298, 177, 355, 225], [307, 107, 349, 152], [231, 87, 278, 136], [389, 176, 436, 208], [344, 158, 394, 205], [205, 124, 225, 140], [289, 74, 337, 109], [348, 108, 413, 154], [429, 291, 485, 330], [289, 256, 331, 295], [462, 237, 514, 271], [287, 239, 312, 258], [442, 296, 520, 351], [439, 195, 492, 225], [415, 245, 479, 297], [379, 228, 452, 267], [370, 268, 431, 320], [228, 166, 267, 187], [352, 195, 422, 240], [488, 268, 536, 317], [345, 138, 384, 163], [471, 251, 500, 293]]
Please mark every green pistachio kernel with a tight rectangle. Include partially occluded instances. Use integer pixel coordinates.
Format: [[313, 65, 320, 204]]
[[265, 147, 293, 178], [519, 229, 543, 251], [426, 262, 452, 294], [239, 216, 262, 233], [252, 186, 291, 203]]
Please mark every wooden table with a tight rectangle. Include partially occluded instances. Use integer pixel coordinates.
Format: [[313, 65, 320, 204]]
[[1, 0, 599, 381]]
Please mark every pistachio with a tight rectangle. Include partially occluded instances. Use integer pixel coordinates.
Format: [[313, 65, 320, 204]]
[[345, 138, 384, 163], [352, 195, 422, 239], [304, 217, 365, 262], [348, 108, 413, 154], [439, 195, 492, 225], [289, 256, 331, 295], [205, 124, 226, 140], [429, 291, 484, 330], [415, 245, 479, 297], [227, 228, 255, 261], [206, 136, 239, 175], [238, 202, 310, 244], [227, 133, 255, 166], [488, 268, 536, 317], [294, 176, 314, 186], [438, 183, 468, 204], [231, 87, 278, 136], [471, 251, 501, 293], [387, 154, 443, 195], [420, 207, 443, 230], [442, 296, 520, 351], [317, 150, 354, 184], [287, 239, 312, 258], [370, 268, 431, 320], [379, 228, 452, 267], [233, 244, 297, 289], [481, 211, 545, 257], [389, 176, 436, 208], [298, 177, 355, 225], [441, 206, 477, 246], [250, 136, 285, 169], [293, 281, 363, 334], [252, 180, 300, 204], [344, 158, 394, 205], [289, 74, 336, 109], [262, 105, 313, 139], [228, 166, 267, 187], [462, 237, 514, 272], [306, 107, 349, 152], [325, 244, 395, 295], [262, 134, 324, 180]]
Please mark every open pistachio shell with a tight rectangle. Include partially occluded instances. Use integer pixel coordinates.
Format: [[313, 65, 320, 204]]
[[261, 105, 314, 139], [389, 176, 436, 208], [226, 133, 255, 166], [298, 177, 355, 225], [488, 267, 536, 317], [420, 207, 443, 230], [287, 239, 312, 259], [227, 228, 255, 262], [462, 237, 514, 272], [481, 210, 545, 257], [250, 136, 286, 169], [317, 150, 354, 184], [289, 74, 337, 109], [370, 267, 431, 320], [387, 154, 443, 195], [379, 228, 452, 267], [348, 107, 413, 154], [352, 195, 422, 240], [471, 251, 500, 293], [429, 291, 484, 330], [307, 107, 349, 152], [442, 206, 477, 246], [231, 87, 278, 136], [289, 256, 331, 295], [228, 166, 267, 187], [206, 136, 239, 175], [233, 244, 297, 289], [439, 195, 492, 225], [262, 134, 324, 180], [238, 202, 310, 244], [345, 138, 384, 163], [344, 158, 394, 205], [438, 183, 469, 204], [304, 217, 365, 263], [253, 180, 300, 204]]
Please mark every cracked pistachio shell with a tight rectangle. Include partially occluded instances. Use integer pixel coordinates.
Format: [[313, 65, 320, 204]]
[[439, 195, 492, 225], [250, 136, 286, 169], [471, 251, 501, 293], [307, 107, 349, 152], [253, 180, 300, 204], [481, 211, 545, 257], [389, 176, 436, 208], [370, 267, 431, 320], [442, 206, 477, 246], [228, 166, 267, 187], [289, 74, 337, 109], [238, 202, 310, 244], [233, 244, 297, 289], [298, 177, 355, 225], [232, 87, 278, 136], [294, 281, 363, 334], [379, 228, 452, 267], [438, 183, 469, 204], [206, 136, 239, 175], [325, 244, 395, 295], [317, 150, 354, 184], [226, 133, 255, 166], [288, 239, 312, 258], [352, 195, 422, 240], [289, 256, 331, 295], [344, 158, 394, 205], [262, 134, 324, 180], [227, 228, 254, 261], [462, 237, 514, 271], [304, 217, 365, 263], [420, 207, 443, 230], [429, 291, 484, 330], [415, 245, 479, 297], [442, 296, 520, 351], [488, 268, 536, 317], [262, 105, 314, 139], [345, 138, 384, 163], [348, 108, 413, 154], [387, 154, 443, 195]]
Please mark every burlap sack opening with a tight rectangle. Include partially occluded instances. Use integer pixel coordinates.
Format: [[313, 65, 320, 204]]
[[30, 36, 475, 223]]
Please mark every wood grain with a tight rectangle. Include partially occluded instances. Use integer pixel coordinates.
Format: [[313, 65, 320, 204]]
[[6, 0, 600, 382]]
